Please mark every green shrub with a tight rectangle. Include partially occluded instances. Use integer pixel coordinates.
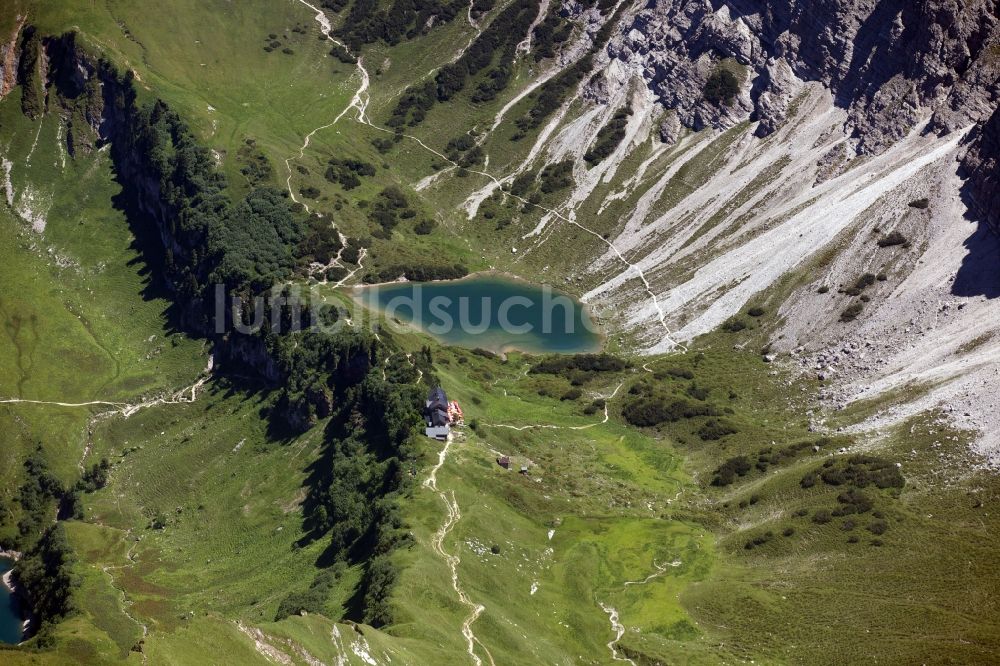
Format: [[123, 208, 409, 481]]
[[698, 419, 738, 441], [275, 565, 344, 620], [686, 384, 710, 400], [722, 317, 749, 332], [704, 68, 740, 105], [908, 198, 929, 209], [877, 231, 909, 248], [329, 43, 358, 64], [747, 306, 766, 317], [854, 273, 876, 290], [840, 302, 864, 322], [743, 531, 774, 550], [817, 455, 904, 490], [539, 159, 574, 193], [560, 388, 583, 401], [712, 456, 752, 486], [812, 509, 832, 524], [530, 354, 629, 376], [833, 488, 873, 515], [325, 157, 376, 190], [584, 105, 632, 165], [867, 519, 888, 535], [414, 218, 436, 235], [622, 397, 719, 427]]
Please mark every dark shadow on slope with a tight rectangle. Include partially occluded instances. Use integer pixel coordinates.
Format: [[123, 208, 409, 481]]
[[110, 177, 186, 336], [952, 188, 1000, 299]]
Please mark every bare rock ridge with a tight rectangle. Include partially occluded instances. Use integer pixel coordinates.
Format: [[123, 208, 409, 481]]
[[609, 0, 999, 222]]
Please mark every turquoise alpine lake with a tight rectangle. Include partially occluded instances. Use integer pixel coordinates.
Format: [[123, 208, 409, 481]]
[[0, 558, 24, 644], [355, 276, 603, 354]]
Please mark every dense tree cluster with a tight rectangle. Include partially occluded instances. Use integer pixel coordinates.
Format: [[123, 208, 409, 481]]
[[206, 187, 306, 293], [703, 68, 741, 105], [514, 2, 628, 135], [98, 59, 432, 629], [539, 159, 575, 193], [15, 525, 79, 646], [389, 0, 541, 126], [238, 139, 275, 186], [338, 0, 467, 51], [584, 104, 631, 165], [16, 33, 449, 638], [14, 448, 65, 545], [328, 43, 358, 64], [529, 353, 629, 381], [531, 11, 574, 62], [298, 215, 344, 265], [368, 186, 413, 238], [367, 262, 469, 283], [5, 448, 107, 642], [325, 157, 376, 190]]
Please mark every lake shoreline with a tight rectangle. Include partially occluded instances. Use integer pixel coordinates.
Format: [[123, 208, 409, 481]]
[[350, 269, 604, 322], [350, 272, 606, 355], [0, 553, 31, 642]]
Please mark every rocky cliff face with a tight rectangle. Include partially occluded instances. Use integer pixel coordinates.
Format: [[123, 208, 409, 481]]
[[609, 0, 999, 221], [962, 105, 1000, 229], [0, 15, 26, 99]]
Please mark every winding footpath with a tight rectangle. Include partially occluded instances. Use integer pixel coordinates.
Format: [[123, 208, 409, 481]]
[[286, 0, 372, 214], [0, 365, 211, 420], [100, 533, 149, 665], [422, 439, 495, 666]]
